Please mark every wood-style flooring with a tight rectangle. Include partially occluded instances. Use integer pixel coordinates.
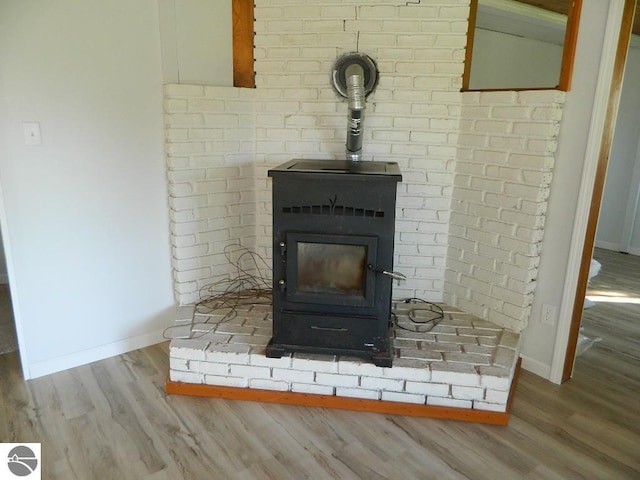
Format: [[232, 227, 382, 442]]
[[0, 250, 638, 479], [581, 248, 640, 360], [0, 283, 17, 355]]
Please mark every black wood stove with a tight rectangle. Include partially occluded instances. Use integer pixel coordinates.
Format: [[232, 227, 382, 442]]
[[266, 159, 402, 367]]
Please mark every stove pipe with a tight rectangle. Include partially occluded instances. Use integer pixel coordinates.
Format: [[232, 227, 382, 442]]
[[345, 64, 365, 162]]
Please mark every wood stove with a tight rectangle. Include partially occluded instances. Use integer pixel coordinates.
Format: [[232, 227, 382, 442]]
[[266, 159, 402, 367]]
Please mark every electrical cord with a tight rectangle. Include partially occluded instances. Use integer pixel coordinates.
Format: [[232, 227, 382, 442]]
[[392, 297, 444, 333], [163, 244, 272, 340], [163, 244, 444, 339]]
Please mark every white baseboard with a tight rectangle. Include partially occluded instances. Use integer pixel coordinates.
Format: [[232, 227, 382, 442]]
[[26, 329, 167, 380], [520, 354, 552, 381], [594, 240, 620, 251], [595, 240, 640, 256]]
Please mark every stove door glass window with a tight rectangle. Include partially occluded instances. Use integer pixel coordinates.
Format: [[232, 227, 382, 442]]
[[286, 233, 377, 307], [297, 243, 366, 296]]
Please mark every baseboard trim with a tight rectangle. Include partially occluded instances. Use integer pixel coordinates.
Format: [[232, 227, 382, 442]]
[[520, 354, 551, 380], [26, 329, 167, 379], [594, 240, 621, 251], [593, 242, 640, 256], [166, 359, 521, 426]]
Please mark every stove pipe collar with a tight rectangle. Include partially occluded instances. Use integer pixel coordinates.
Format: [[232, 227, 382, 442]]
[[331, 53, 379, 163], [345, 64, 365, 162]]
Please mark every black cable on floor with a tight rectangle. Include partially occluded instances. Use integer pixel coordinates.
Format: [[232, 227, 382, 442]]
[[392, 297, 444, 333]]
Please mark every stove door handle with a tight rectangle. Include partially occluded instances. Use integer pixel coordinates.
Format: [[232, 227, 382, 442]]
[[311, 326, 348, 332], [368, 264, 406, 282]]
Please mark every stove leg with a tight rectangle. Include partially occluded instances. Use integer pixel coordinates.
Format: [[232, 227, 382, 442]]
[[371, 351, 393, 367], [265, 339, 285, 358], [371, 327, 393, 367]]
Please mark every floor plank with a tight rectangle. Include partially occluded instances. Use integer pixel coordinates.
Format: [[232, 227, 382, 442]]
[[0, 249, 638, 479]]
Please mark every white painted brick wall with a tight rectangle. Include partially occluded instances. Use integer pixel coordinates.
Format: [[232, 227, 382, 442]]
[[272, 367, 315, 383], [165, 2, 567, 334], [164, 85, 257, 305], [427, 396, 472, 409], [336, 387, 380, 400], [292, 383, 335, 395], [205, 374, 249, 388], [381, 391, 426, 405], [315, 372, 360, 388], [405, 381, 449, 396], [445, 90, 565, 332], [251, 0, 471, 301], [171, 370, 204, 384]]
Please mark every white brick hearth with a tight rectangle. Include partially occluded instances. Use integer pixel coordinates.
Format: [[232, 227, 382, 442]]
[[169, 300, 520, 413]]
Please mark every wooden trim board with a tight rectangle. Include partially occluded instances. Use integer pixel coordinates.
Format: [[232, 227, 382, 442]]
[[166, 359, 521, 426], [232, 0, 255, 88], [461, 0, 478, 91], [558, 0, 583, 91]]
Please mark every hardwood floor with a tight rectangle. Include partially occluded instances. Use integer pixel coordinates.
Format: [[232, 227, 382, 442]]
[[1, 251, 638, 478], [580, 248, 640, 360], [0, 283, 17, 355]]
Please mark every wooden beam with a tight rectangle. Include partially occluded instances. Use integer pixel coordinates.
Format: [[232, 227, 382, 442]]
[[166, 359, 522, 426], [558, 0, 582, 91], [462, 0, 478, 91], [232, 0, 255, 88]]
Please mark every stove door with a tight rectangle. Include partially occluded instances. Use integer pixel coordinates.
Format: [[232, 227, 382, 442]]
[[285, 232, 377, 308]]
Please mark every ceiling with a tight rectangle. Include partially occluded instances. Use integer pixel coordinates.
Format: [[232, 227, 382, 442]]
[[514, 0, 640, 35]]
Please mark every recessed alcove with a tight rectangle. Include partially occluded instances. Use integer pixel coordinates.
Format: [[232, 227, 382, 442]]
[[163, 1, 568, 416]]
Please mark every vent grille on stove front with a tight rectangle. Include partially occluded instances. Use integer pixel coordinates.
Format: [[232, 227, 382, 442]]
[[282, 205, 385, 218]]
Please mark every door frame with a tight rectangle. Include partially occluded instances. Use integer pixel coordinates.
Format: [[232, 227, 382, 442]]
[[550, 0, 637, 383]]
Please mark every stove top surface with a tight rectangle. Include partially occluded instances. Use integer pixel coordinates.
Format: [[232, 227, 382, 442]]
[[269, 159, 401, 178]]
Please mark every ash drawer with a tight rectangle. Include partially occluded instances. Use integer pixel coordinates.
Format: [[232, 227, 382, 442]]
[[275, 311, 380, 351]]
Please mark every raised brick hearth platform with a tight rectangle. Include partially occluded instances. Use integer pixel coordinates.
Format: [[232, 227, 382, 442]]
[[167, 299, 521, 418]]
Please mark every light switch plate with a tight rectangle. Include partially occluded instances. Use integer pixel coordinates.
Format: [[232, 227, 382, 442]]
[[23, 122, 42, 146]]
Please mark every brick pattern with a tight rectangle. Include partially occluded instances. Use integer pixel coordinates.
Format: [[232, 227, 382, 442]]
[[252, 0, 471, 300], [168, 301, 520, 412], [445, 91, 566, 331], [164, 2, 567, 334], [164, 85, 257, 304]]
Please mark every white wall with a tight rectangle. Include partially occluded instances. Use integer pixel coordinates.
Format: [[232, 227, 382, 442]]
[[0, 0, 175, 378], [520, 0, 615, 378], [158, 0, 233, 86], [633, 141, 640, 247], [469, 28, 564, 90], [596, 44, 640, 253], [0, 230, 7, 283]]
